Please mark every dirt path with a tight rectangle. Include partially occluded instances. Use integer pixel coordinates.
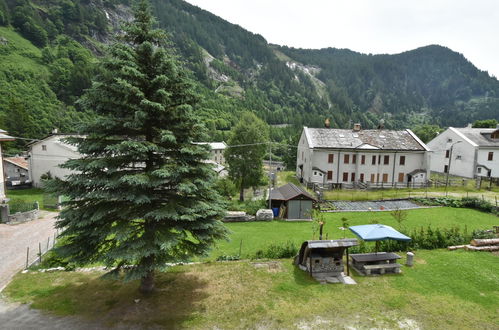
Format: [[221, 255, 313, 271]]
[[0, 211, 58, 291]]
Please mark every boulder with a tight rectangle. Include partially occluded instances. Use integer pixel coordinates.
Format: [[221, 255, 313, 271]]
[[256, 209, 274, 221]]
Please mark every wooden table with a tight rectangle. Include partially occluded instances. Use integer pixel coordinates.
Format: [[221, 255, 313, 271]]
[[350, 252, 402, 275]]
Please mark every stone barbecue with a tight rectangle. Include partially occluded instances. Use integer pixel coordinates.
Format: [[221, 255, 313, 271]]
[[294, 239, 358, 284]]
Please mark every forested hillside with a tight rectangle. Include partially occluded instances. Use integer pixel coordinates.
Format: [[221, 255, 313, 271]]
[[0, 0, 498, 153]]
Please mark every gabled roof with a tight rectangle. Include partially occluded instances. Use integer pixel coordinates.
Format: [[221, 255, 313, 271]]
[[0, 129, 14, 142], [195, 142, 227, 150], [450, 127, 499, 148], [4, 157, 28, 170], [302, 127, 427, 151], [269, 183, 317, 201]]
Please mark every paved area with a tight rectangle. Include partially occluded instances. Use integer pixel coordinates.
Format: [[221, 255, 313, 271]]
[[0, 211, 58, 291], [329, 200, 422, 212]]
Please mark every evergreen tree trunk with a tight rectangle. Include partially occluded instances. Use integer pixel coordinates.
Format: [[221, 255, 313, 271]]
[[239, 185, 244, 201], [139, 270, 155, 294]]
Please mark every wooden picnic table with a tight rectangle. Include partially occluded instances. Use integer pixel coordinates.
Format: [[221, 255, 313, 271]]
[[350, 252, 402, 275]]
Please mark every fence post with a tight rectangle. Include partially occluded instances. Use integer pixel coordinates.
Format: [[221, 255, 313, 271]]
[[38, 242, 42, 264], [46, 237, 50, 252], [26, 247, 29, 269]]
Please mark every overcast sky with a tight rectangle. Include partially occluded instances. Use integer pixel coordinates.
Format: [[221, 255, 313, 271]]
[[184, 0, 499, 78]]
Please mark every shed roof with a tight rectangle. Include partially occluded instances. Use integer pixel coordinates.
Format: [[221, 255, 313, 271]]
[[269, 183, 316, 201], [4, 157, 28, 170], [305, 239, 358, 249], [303, 127, 427, 151]]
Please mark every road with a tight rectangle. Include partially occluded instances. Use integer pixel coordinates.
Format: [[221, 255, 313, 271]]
[[0, 211, 58, 291]]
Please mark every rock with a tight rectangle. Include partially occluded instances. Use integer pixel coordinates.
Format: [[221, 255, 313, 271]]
[[21, 270, 29, 274], [223, 211, 253, 222], [134, 299, 140, 303], [256, 209, 273, 221]]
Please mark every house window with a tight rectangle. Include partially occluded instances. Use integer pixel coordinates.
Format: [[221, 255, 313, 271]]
[[444, 165, 448, 173], [488, 152, 494, 161], [445, 150, 450, 158], [361, 155, 365, 165], [382, 173, 388, 183], [342, 172, 348, 182], [384, 155, 389, 165], [372, 155, 376, 165], [370, 174, 375, 182], [42, 145, 47, 151], [314, 171, 317, 176], [360, 173, 364, 182], [399, 156, 405, 166], [447, 138, 452, 143], [327, 171, 333, 180], [328, 154, 334, 163], [351, 172, 356, 181], [477, 168, 482, 174], [398, 173, 404, 182], [344, 154, 350, 164], [352, 155, 357, 164]]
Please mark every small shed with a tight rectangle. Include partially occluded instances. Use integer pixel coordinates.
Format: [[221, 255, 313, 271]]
[[294, 239, 359, 283], [269, 183, 316, 219]]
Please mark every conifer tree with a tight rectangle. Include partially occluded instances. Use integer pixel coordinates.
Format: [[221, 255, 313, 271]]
[[47, 0, 228, 294]]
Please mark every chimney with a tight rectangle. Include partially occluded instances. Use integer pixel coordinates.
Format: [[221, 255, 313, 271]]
[[353, 123, 361, 131], [324, 118, 331, 128]]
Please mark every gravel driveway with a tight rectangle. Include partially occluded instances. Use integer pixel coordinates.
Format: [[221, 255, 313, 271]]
[[0, 211, 58, 291]]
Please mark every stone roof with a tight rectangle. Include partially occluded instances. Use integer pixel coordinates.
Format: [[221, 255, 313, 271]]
[[4, 157, 28, 170], [304, 127, 427, 151], [269, 183, 316, 201], [452, 127, 499, 147]]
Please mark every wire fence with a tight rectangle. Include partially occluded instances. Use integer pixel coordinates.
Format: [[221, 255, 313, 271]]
[[25, 230, 59, 269]]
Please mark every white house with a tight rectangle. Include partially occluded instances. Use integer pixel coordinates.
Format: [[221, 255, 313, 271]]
[[296, 125, 430, 188], [3, 156, 29, 186], [427, 125, 499, 178], [27, 134, 80, 187], [199, 142, 227, 165], [0, 129, 15, 201]]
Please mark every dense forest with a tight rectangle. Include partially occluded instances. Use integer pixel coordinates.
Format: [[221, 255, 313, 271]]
[[0, 0, 498, 155]]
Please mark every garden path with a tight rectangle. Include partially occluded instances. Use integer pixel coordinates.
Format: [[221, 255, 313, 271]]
[[0, 211, 58, 291]]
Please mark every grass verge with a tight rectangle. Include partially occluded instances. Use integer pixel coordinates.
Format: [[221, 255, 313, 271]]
[[4, 250, 498, 329]]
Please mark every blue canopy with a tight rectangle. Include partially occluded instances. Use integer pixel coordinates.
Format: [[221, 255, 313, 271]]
[[349, 224, 411, 242]]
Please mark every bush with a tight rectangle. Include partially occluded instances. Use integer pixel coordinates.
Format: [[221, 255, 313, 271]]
[[461, 197, 497, 214], [228, 199, 266, 215], [252, 241, 298, 259]]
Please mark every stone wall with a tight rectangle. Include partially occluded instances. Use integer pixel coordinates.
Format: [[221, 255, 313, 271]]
[[7, 209, 39, 224]]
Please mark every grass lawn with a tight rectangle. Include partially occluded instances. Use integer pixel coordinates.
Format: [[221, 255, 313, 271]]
[[212, 207, 498, 259], [6, 188, 56, 211], [4, 250, 498, 329]]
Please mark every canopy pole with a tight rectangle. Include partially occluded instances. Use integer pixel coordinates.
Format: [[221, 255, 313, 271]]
[[346, 247, 350, 276]]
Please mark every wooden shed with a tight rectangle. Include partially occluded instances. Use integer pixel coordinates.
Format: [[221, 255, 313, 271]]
[[269, 183, 317, 219]]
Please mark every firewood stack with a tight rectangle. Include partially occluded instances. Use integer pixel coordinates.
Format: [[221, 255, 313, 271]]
[[448, 238, 499, 251]]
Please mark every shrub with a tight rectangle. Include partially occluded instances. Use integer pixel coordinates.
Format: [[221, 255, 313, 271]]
[[228, 199, 266, 215], [253, 241, 298, 259], [461, 197, 497, 214]]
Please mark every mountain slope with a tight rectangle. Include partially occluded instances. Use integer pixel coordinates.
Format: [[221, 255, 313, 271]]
[[0, 0, 498, 154]]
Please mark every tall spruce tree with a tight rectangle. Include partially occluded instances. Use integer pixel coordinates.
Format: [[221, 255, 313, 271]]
[[47, 0, 228, 294]]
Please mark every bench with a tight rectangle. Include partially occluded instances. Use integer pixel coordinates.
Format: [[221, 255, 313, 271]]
[[363, 263, 402, 275]]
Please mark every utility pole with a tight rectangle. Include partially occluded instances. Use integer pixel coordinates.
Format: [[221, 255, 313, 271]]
[[445, 141, 462, 196], [268, 141, 272, 209]]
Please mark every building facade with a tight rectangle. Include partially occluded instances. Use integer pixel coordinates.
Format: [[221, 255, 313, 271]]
[[427, 125, 499, 178], [4, 157, 29, 186], [296, 126, 430, 188], [0, 129, 15, 200], [28, 134, 80, 187]]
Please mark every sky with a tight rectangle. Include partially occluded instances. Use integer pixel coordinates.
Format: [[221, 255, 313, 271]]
[[184, 0, 499, 78]]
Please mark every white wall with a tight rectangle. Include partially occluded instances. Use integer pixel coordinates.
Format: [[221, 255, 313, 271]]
[[427, 129, 476, 178], [29, 135, 80, 187], [302, 148, 427, 186], [0, 144, 5, 199], [477, 148, 499, 177], [3, 162, 29, 180]]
